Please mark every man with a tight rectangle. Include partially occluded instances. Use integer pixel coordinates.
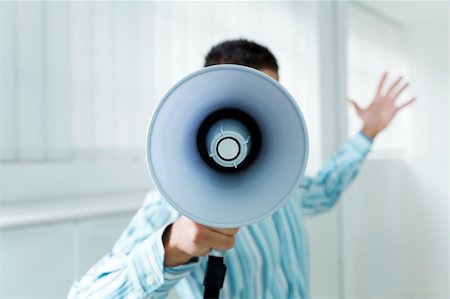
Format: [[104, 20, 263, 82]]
[[68, 39, 415, 298]]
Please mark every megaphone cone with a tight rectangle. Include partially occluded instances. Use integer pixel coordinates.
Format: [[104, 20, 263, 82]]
[[146, 65, 308, 228]]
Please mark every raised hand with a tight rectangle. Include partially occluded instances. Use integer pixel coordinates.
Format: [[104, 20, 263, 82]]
[[349, 72, 416, 139]]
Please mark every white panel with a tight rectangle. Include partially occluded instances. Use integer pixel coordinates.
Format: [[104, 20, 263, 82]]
[[343, 161, 407, 299], [0, 191, 145, 229], [195, 2, 220, 57], [135, 2, 157, 149], [16, 2, 46, 160], [347, 3, 410, 153], [343, 3, 448, 299], [218, 1, 240, 38], [306, 3, 347, 299], [402, 18, 448, 298], [70, 2, 94, 153], [151, 2, 174, 104], [0, 2, 16, 161], [344, 160, 448, 299], [92, 2, 116, 150], [182, 2, 205, 71], [166, 2, 178, 83], [305, 211, 341, 299], [292, 2, 323, 175], [46, 2, 71, 160], [114, 2, 139, 150], [0, 223, 75, 299], [0, 158, 151, 202], [167, 2, 190, 83], [77, 214, 133, 275]]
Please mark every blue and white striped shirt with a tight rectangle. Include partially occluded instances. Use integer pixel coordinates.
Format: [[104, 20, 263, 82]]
[[68, 133, 372, 299]]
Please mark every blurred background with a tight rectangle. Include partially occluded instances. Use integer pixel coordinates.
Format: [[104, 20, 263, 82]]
[[0, 1, 448, 298]]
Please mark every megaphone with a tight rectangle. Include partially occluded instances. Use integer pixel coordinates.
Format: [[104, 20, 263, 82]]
[[146, 64, 308, 298], [146, 64, 308, 227]]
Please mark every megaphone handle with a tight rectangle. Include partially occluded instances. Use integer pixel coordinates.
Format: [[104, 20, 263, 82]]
[[203, 250, 227, 299]]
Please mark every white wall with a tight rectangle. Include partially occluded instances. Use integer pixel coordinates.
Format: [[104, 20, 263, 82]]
[[0, 213, 133, 299], [342, 2, 448, 299]]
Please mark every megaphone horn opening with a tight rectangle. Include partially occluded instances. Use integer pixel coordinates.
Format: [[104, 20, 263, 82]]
[[197, 108, 262, 173]]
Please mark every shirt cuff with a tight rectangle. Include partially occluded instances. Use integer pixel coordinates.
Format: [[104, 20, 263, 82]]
[[347, 132, 372, 157], [129, 224, 199, 296]]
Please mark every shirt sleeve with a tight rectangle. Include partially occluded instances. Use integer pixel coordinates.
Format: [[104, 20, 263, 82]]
[[296, 132, 372, 216], [68, 190, 200, 299]]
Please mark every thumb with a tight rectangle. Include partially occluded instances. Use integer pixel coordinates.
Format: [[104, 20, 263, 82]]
[[348, 99, 362, 115]]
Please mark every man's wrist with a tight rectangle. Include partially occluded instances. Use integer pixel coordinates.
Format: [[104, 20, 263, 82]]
[[162, 223, 193, 267], [361, 126, 378, 140]]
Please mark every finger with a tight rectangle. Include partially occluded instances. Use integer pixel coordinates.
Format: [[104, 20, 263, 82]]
[[196, 223, 233, 235], [385, 76, 403, 98], [348, 99, 362, 114], [204, 230, 236, 251], [209, 227, 239, 237], [375, 71, 388, 96], [396, 97, 416, 111], [392, 82, 410, 101]]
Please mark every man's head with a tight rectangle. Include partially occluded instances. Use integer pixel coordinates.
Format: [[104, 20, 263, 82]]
[[204, 39, 279, 81]]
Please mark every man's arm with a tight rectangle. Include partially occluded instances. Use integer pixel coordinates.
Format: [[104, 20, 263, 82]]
[[298, 72, 415, 215], [297, 132, 372, 215], [67, 190, 198, 299], [68, 190, 239, 299]]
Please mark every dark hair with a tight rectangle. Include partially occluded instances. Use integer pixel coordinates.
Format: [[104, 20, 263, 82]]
[[204, 39, 278, 72]]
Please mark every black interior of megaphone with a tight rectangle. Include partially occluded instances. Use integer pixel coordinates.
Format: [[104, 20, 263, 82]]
[[197, 108, 262, 173]]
